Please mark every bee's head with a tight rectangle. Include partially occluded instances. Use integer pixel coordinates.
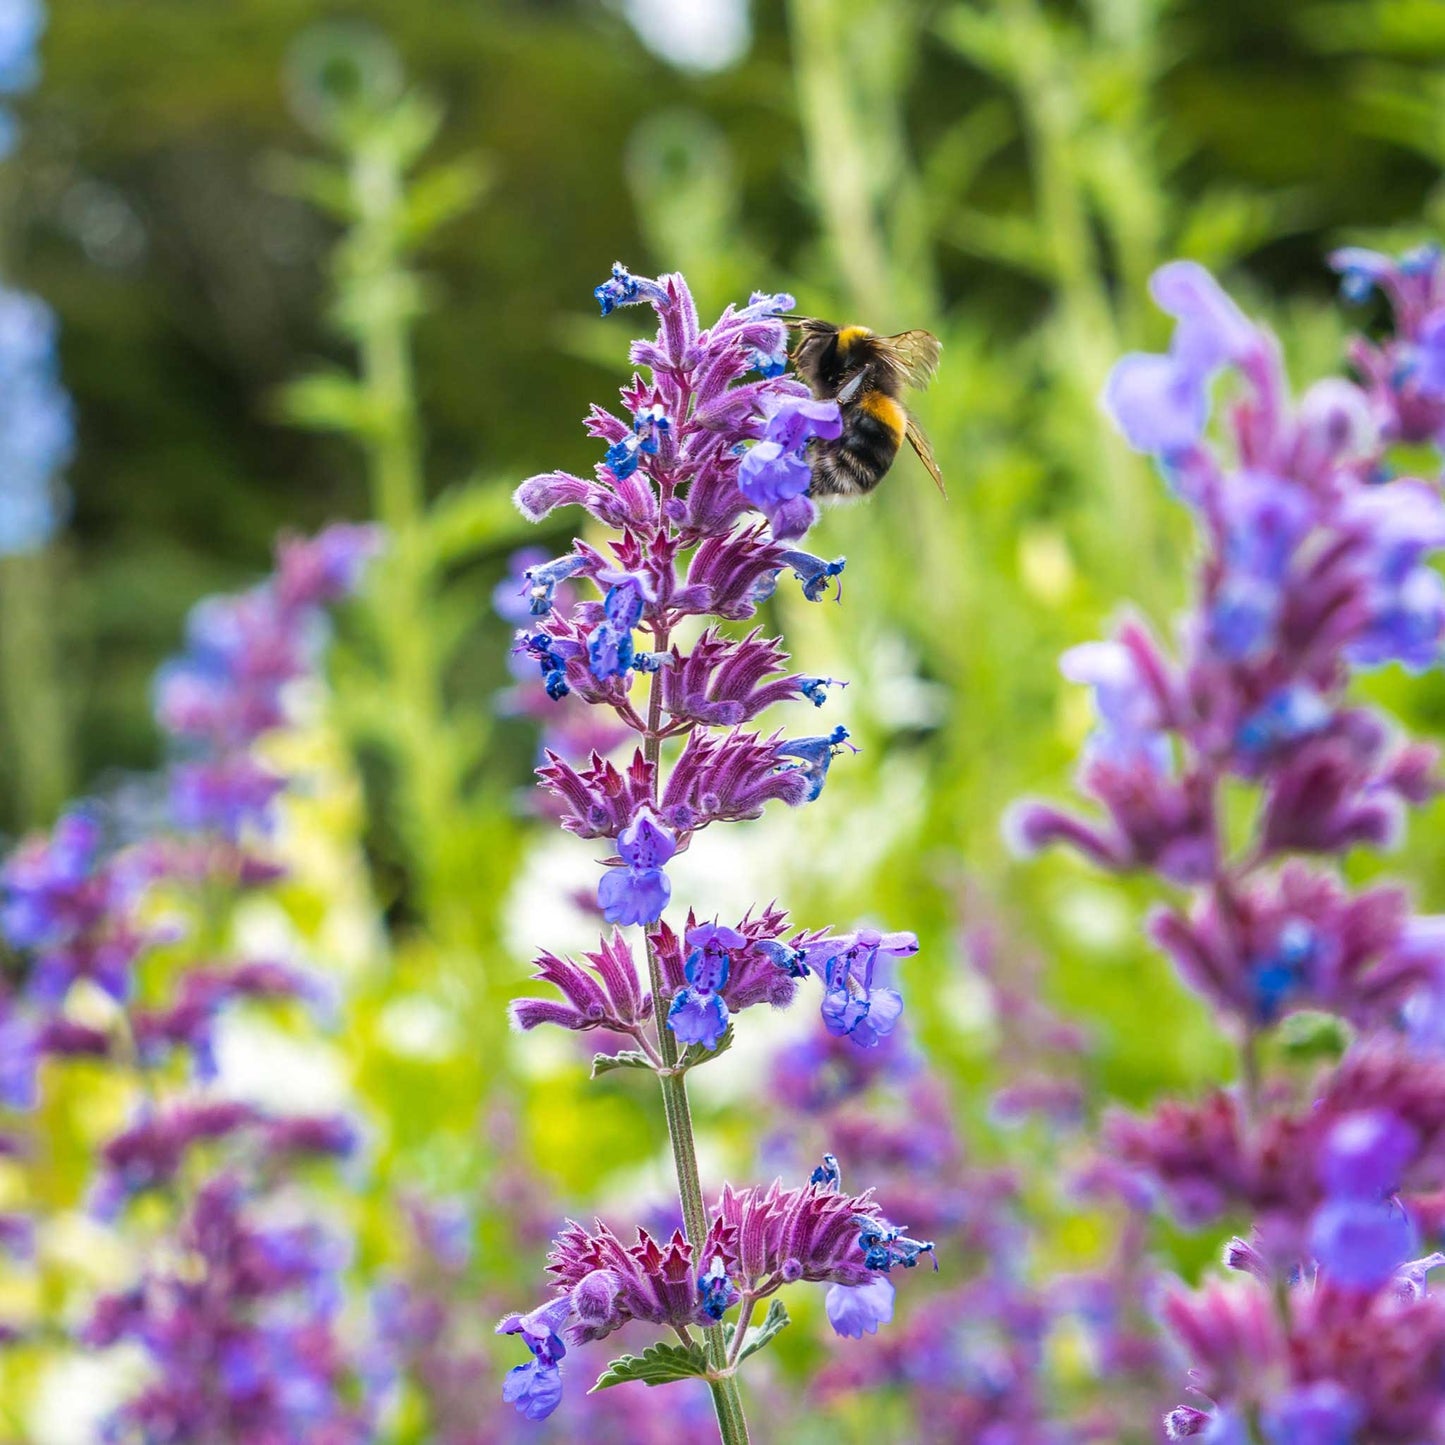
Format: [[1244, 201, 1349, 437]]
[[788, 318, 863, 392]]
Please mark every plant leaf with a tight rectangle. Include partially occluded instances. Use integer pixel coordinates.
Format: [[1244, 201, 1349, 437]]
[[678, 1023, 734, 1072], [591, 1050, 655, 1079], [734, 1299, 790, 1365], [590, 1340, 708, 1391]]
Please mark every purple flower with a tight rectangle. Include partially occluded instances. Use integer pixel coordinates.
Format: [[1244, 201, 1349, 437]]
[[273, 523, 383, 610], [1103, 263, 1260, 458], [1318, 1110, 1419, 1200], [593, 261, 670, 316], [597, 814, 676, 926], [808, 928, 915, 1048], [1103, 352, 1209, 457], [737, 395, 843, 540], [667, 922, 745, 1050], [779, 549, 846, 603], [825, 1273, 895, 1338], [604, 403, 670, 480], [1260, 1382, 1363, 1445], [697, 1256, 740, 1321], [1060, 639, 1169, 767], [667, 987, 729, 1049], [587, 575, 649, 682], [776, 725, 856, 803], [1416, 308, 1445, 399], [511, 930, 651, 1036], [519, 553, 589, 619], [1310, 1196, 1417, 1290], [498, 1295, 571, 1421], [545, 1218, 734, 1343]]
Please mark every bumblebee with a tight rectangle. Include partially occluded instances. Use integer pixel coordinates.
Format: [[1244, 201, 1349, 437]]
[[785, 319, 945, 499]]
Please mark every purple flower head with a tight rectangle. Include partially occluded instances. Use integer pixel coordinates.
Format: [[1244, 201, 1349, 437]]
[[1060, 639, 1169, 767], [697, 1255, 740, 1321], [597, 813, 675, 926], [776, 724, 856, 803], [806, 928, 915, 1048], [1415, 307, 1445, 399], [1103, 263, 1260, 458], [594, 262, 671, 316], [1, 809, 147, 1004], [712, 1168, 916, 1291], [605, 403, 671, 480], [1332, 247, 1396, 305], [1104, 352, 1210, 458], [1333, 246, 1445, 443], [1260, 1382, 1364, 1445], [737, 395, 842, 540], [667, 987, 729, 1050], [1310, 1196, 1417, 1290], [586, 573, 650, 682], [798, 675, 844, 707], [545, 1217, 736, 1343], [779, 550, 846, 603], [516, 629, 573, 700], [519, 553, 589, 620], [853, 1215, 937, 1273], [758, 938, 808, 978], [1319, 1110, 1420, 1200], [511, 929, 651, 1036], [825, 1272, 895, 1338], [685, 922, 745, 993], [273, 523, 383, 610], [1149, 868, 1435, 1031], [666, 922, 747, 1050], [498, 1294, 571, 1421]]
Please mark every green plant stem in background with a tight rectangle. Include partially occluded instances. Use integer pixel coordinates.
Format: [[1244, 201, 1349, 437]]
[[990, 0, 1171, 607], [788, 0, 938, 321], [641, 653, 750, 1445], [344, 126, 468, 927], [0, 552, 71, 826]]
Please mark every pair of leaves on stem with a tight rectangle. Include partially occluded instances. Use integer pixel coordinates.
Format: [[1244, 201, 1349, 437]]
[[589, 1025, 736, 1080], [590, 1299, 790, 1391]]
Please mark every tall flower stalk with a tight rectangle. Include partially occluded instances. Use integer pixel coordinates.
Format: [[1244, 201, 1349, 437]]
[[1014, 255, 1445, 1439], [499, 266, 932, 1440], [0, 526, 377, 1439]]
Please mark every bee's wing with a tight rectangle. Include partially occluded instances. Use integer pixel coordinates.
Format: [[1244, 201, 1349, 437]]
[[879, 330, 942, 390], [905, 413, 947, 498]]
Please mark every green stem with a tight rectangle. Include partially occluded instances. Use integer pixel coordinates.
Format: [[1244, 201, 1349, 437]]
[[993, 0, 1171, 610], [726, 1294, 758, 1369], [0, 549, 71, 824], [346, 129, 482, 948], [640, 653, 750, 1445]]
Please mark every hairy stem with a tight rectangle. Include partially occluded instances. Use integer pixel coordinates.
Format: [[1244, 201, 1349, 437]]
[[727, 1294, 758, 1369], [641, 651, 751, 1445]]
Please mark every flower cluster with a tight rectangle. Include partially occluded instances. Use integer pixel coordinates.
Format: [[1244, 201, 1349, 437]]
[[772, 923, 1162, 1441], [83, 1175, 370, 1445], [0, 526, 376, 1436], [1332, 244, 1445, 449], [499, 265, 923, 1432], [502, 1161, 932, 1422], [1016, 258, 1445, 1437], [156, 522, 381, 836]]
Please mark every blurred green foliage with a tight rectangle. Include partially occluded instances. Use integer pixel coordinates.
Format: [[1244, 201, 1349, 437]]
[[5, 0, 1445, 1435]]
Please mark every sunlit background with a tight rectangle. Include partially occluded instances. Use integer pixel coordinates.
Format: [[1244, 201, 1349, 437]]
[[4, 0, 1445, 1440]]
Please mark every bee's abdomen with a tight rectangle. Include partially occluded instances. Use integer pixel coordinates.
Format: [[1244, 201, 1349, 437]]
[[809, 390, 905, 498]]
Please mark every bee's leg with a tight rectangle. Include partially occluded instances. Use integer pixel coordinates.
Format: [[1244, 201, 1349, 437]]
[[836, 372, 865, 404]]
